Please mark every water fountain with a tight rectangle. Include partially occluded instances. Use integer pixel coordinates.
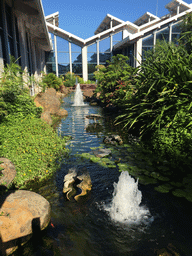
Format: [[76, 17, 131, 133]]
[[106, 171, 150, 224], [73, 83, 85, 106]]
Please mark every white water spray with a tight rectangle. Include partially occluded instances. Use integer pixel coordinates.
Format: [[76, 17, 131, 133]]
[[73, 83, 85, 106], [106, 171, 150, 224]]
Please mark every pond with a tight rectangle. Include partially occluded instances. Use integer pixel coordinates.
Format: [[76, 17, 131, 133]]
[[15, 92, 192, 256]]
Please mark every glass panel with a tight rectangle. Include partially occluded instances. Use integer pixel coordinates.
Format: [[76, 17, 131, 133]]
[[125, 44, 134, 67], [156, 27, 169, 42], [88, 52, 97, 63], [88, 43, 96, 52], [99, 52, 111, 64], [172, 23, 181, 33], [57, 37, 69, 52], [58, 64, 70, 76], [113, 32, 122, 45], [71, 43, 81, 53], [46, 63, 56, 74], [99, 37, 110, 53], [172, 23, 181, 43], [72, 63, 82, 75], [72, 52, 82, 63], [142, 34, 153, 46], [58, 52, 69, 64]]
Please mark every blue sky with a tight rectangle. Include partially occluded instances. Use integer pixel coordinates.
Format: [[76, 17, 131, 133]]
[[42, 0, 192, 39]]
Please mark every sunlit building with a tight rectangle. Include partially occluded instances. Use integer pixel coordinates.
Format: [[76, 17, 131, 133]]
[[0, 0, 192, 83]]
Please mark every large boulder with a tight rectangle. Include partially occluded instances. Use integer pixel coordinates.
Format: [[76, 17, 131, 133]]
[[34, 88, 68, 125], [103, 135, 123, 146], [0, 158, 16, 189], [0, 190, 51, 255], [34, 88, 60, 114]]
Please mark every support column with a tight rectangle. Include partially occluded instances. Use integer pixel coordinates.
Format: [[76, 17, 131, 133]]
[[69, 41, 72, 74], [97, 40, 99, 66], [135, 38, 142, 67], [110, 33, 113, 60], [53, 17, 58, 76], [169, 23, 173, 43], [153, 30, 157, 46], [82, 46, 88, 81], [177, 4, 180, 15]]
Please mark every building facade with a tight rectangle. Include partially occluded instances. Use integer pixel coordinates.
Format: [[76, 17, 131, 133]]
[[0, 0, 191, 85], [0, 0, 51, 87], [45, 0, 192, 81]]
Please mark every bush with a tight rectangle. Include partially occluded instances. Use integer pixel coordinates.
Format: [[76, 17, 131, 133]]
[[41, 73, 62, 91], [94, 55, 135, 107], [63, 72, 76, 87], [0, 57, 42, 121]]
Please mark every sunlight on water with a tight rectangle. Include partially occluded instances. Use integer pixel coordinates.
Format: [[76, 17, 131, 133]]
[[105, 171, 151, 224]]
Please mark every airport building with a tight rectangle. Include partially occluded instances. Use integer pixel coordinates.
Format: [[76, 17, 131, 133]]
[[0, 0, 192, 83]]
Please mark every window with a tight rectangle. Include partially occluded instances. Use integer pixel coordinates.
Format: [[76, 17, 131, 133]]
[[156, 27, 169, 42], [142, 34, 153, 61], [171, 22, 181, 43]]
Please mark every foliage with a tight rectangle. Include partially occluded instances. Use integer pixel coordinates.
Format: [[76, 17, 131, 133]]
[[41, 73, 62, 91], [179, 12, 192, 54], [63, 72, 76, 87], [117, 41, 192, 137], [94, 55, 135, 107], [0, 114, 69, 188], [0, 57, 42, 121]]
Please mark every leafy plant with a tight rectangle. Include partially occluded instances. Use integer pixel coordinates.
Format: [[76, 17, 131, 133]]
[[63, 72, 76, 87], [94, 55, 135, 107], [41, 73, 62, 91], [0, 114, 69, 188]]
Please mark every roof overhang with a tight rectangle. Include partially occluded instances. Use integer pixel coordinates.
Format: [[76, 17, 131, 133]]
[[113, 8, 192, 51], [46, 12, 59, 27], [134, 12, 160, 26], [94, 14, 124, 35], [165, 0, 191, 13], [14, 0, 51, 51]]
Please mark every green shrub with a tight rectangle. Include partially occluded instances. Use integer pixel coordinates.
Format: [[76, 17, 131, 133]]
[[41, 73, 62, 91], [0, 57, 42, 121], [0, 114, 68, 188], [94, 55, 135, 107], [63, 72, 76, 87]]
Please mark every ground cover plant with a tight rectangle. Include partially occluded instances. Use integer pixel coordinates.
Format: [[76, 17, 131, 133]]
[[0, 114, 68, 188], [0, 58, 69, 189]]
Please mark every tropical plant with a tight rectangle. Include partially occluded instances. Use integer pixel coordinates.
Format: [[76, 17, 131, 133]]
[[117, 41, 192, 137], [41, 73, 62, 91], [94, 54, 135, 107]]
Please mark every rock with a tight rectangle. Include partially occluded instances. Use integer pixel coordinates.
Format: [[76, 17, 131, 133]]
[[60, 85, 69, 95], [63, 168, 92, 201], [56, 108, 68, 117], [0, 158, 16, 189], [34, 88, 68, 125], [103, 135, 123, 145], [86, 114, 102, 120], [34, 89, 60, 114], [0, 190, 51, 255], [41, 111, 52, 125], [93, 148, 111, 158]]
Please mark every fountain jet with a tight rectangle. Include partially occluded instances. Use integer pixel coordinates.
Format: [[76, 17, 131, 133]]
[[106, 171, 150, 224], [73, 83, 85, 106]]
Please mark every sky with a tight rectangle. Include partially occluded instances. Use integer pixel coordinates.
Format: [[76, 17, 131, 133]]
[[42, 0, 192, 39]]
